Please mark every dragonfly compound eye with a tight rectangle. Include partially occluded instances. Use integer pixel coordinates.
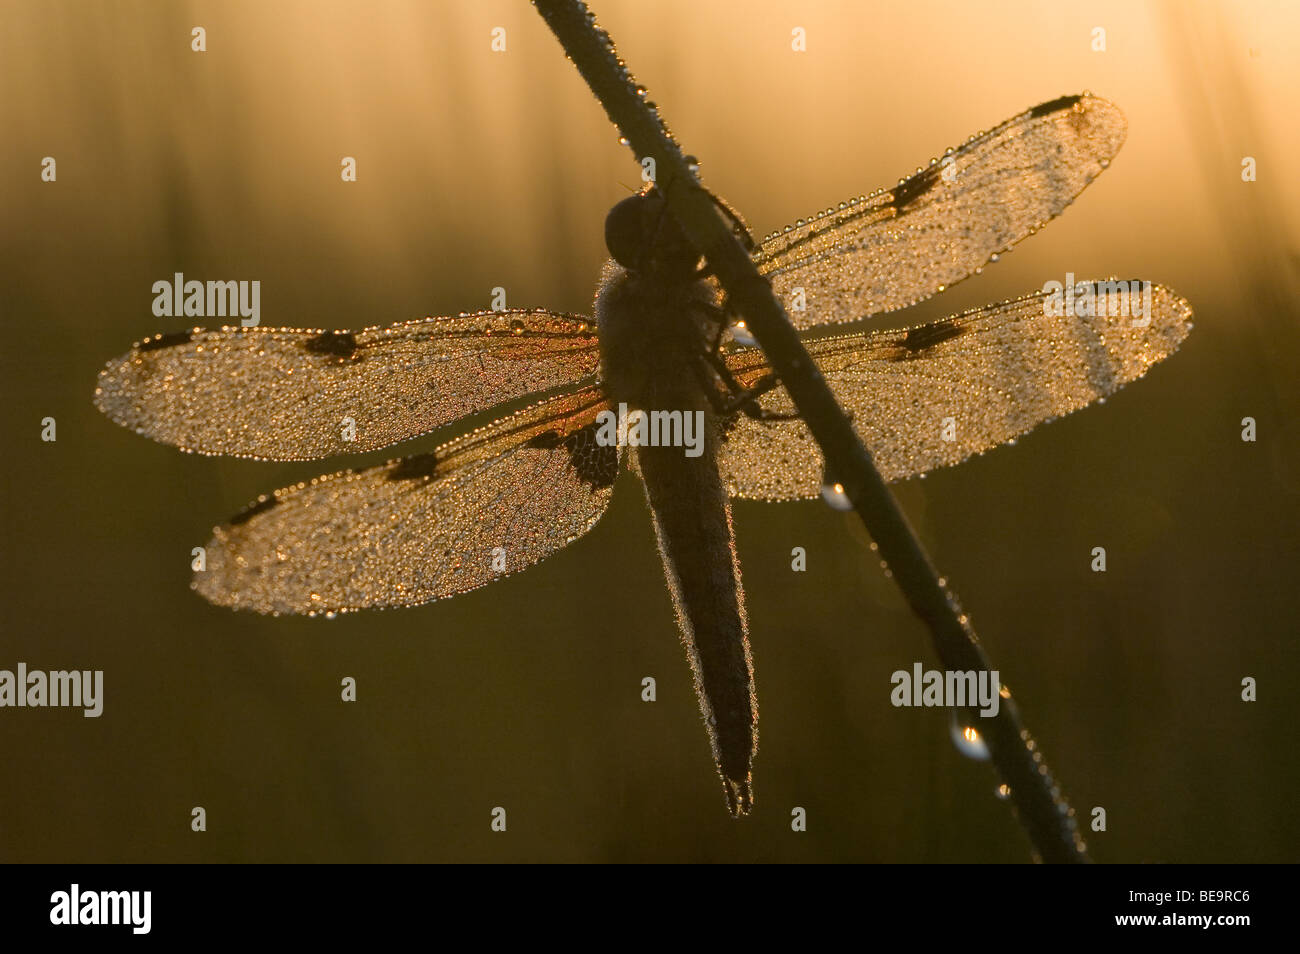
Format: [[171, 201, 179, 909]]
[[604, 190, 700, 279], [604, 194, 650, 271]]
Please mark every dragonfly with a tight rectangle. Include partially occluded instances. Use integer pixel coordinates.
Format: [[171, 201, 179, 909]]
[[95, 92, 1192, 817]]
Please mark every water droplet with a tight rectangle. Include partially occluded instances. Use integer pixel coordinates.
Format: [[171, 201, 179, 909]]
[[989, 252, 1001, 263], [995, 783, 1012, 800], [729, 321, 757, 348], [950, 711, 991, 761], [510, 319, 526, 335], [820, 480, 853, 511]]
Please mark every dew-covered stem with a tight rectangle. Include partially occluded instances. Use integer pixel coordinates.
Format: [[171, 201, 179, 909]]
[[534, 0, 1088, 863]]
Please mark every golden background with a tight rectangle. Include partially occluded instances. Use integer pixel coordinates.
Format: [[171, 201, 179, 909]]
[[2, 0, 1296, 861]]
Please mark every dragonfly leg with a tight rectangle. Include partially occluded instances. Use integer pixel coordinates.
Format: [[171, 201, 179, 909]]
[[720, 372, 800, 421], [695, 303, 796, 421], [701, 349, 799, 421], [691, 195, 755, 280], [692, 340, 764, 419], [702, 302, 732, 354], [690, 354, 739, 418], [658, 160, 755, 255], [707, 190, 756, 253]]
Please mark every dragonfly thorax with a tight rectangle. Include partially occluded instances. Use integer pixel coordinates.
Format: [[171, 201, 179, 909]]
[[594, 256, 720, 421]]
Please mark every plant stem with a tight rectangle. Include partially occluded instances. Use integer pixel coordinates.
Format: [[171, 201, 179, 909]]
[[533, 0, 1089, 863]]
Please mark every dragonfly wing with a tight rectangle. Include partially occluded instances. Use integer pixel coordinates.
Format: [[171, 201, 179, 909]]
[[718, 282, 1192, 500], [94, 310, 601, 460], [193, 385, 620, 614], [754, 93, 1127, 328]]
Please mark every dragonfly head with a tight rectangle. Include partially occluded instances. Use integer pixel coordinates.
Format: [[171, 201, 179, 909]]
[[604, 187, 701, 281]]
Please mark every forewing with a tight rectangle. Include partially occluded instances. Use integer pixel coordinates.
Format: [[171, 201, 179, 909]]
[[95, 310, 601, 460], [718, 282, 1192, 500], [754, 93, 1127, 328], [193, 385, 620, 614]]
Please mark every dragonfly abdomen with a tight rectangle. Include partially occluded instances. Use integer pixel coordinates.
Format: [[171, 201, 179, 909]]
[[636, 437, 757, 816], [596, 261, 758, 816]]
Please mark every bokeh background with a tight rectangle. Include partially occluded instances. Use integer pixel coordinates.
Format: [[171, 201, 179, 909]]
[[2, 0, 1297, 862]]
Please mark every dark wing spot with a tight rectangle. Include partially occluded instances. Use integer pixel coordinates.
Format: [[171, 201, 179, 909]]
[[385, 453, 439, 481], [1084, 278, 1145, 291], [304, 331, 360, 359], [138, 331, 195, 353], [229, 495, 279, 526], [566, 423, 619, 489], [889, 167, 941, 212], [524, 431, 565, 450], [1028, 94, 1082, 119], [526, 423, 617, 488], [889, 320, 965, 360]]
